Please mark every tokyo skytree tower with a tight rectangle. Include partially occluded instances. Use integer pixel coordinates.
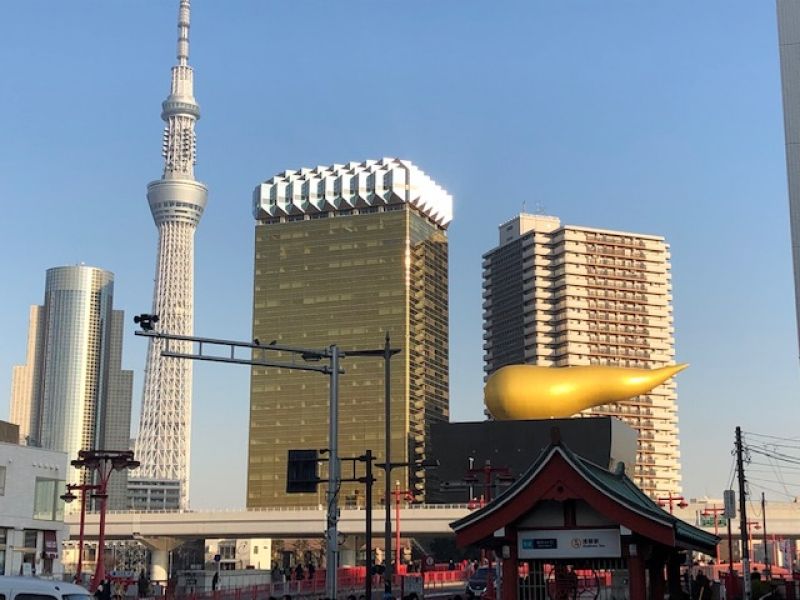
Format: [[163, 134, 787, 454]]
[[134, 0, 207, 509]]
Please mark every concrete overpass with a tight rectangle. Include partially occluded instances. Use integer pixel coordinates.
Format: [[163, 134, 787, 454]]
[[65, 500, 800, 580], [65, 500, 800, 542], [66, 504, 471, 541]]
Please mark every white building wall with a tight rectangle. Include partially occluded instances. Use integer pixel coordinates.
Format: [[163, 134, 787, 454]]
[[204, 538, 272, 571], [0, 441, 69, 576]]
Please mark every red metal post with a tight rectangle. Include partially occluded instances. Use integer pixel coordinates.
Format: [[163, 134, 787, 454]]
[[395, 485, 401, 571], [656, 492, 687, 515], [76, 486, 88, 582], [71, 450, 138, 593], [702, 505, 725, 563], [746, 520, 761, 562], [465, 460, 511, 506], [393, 482, 414, 573], [90, 466, 111, 591]]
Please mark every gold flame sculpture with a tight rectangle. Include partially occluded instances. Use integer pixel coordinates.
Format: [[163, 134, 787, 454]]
[[484, 364, 688, 420]]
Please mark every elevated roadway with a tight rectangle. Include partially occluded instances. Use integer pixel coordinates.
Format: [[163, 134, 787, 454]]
[[65, 500, 800, 543], [66, 504, 470, 541]]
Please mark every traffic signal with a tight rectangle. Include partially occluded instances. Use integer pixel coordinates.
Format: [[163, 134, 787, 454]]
[[133, 314, 159, 331], [409, 464, 425, 499], [286, 449, 320, 493]]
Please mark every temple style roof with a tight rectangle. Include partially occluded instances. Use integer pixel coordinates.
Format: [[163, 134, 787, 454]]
[[452, 436, 718, 556]]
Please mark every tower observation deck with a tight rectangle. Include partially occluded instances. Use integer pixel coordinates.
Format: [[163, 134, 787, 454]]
[[134, 0, 207, 509]]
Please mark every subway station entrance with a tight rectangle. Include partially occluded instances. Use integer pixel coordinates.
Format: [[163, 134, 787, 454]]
[[451, 435, 718, 600]]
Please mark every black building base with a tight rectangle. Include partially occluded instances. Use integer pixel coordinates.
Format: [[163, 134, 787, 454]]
[[426, 416, 637, 504]]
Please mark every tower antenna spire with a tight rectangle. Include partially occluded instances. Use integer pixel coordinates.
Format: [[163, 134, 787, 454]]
[[176, 0, 191, 66]]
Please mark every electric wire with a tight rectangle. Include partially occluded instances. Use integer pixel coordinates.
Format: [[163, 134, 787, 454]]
[[743, 431, 800, 443], [740, 432, 800, 501]]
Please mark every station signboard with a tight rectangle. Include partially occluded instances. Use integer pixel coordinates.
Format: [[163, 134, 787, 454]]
[[518, 528, 621, 559]]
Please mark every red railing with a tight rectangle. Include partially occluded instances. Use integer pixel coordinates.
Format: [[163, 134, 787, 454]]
[[165, 568, 469, 600]]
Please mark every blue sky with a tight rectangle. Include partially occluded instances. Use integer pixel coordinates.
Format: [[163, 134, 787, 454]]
[[1, 1, 798, 509]]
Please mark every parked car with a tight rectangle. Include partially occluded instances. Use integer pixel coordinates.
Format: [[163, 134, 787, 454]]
[[466, 567, 492, 598], [0, 577, 91, 600]]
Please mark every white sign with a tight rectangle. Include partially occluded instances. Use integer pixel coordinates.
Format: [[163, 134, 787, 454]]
[[724, 490, 737, 519], [518, 529, 621, 559]]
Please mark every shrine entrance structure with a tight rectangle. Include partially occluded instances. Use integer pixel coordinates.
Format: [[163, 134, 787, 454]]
[[451, 435, 718, 600]]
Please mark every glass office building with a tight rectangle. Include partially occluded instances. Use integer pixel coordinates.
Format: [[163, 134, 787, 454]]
[[249, 158, 452, 507], [9, 265, 133, 509]]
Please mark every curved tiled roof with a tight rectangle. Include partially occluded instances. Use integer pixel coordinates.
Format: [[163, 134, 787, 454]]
[[451, 440, 719, 555]]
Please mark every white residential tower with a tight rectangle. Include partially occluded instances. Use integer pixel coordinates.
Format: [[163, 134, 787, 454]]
[[482, 214, 681, 497], [777, 0, 800, 358]]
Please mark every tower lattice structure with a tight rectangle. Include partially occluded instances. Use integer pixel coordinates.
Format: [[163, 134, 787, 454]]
[[134, 0, 207, 509]]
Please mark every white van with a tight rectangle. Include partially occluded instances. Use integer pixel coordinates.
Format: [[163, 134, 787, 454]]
[[0, 577, 91, 600]]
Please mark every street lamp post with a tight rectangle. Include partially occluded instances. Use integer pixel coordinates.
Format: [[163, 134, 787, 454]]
[[656, 492, 688, 515], [464, 460, 513, 507], [746, 521, 761, 564], [701, 505, 725, 562], [60, 482, 100, 584], [339, 333, 401, 600], [70, 450, 139, 591], [467, 457, 475, 502]]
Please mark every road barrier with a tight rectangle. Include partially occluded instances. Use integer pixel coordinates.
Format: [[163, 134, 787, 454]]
[[164, 568, 469, 600]]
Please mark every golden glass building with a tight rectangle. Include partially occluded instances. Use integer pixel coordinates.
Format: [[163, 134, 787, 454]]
[[249, 158, 452, 507]]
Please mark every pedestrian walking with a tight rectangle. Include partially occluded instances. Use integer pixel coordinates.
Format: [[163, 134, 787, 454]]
[[138, 570, 150, 598]]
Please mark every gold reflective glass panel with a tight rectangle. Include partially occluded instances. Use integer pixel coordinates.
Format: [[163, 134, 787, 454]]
[[249, 207, 449, 507]]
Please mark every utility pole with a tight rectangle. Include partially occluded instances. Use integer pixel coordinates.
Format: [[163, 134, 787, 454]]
[[727, 517, 734, 569], [383, 333, 393, 600], [736, 426, 751, 600], [326, 345, 341, 599], [363, 450, 374, 600], [762, 492, 770, 577]]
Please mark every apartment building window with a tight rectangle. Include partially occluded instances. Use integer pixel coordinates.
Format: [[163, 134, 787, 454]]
[[0, 466, 5, 495], [33, 478, 65, 521]]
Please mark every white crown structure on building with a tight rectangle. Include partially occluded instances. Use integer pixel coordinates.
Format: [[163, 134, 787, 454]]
[[253, 158, 453, 228]]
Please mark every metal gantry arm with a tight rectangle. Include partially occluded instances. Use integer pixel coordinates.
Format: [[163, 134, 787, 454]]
[[135, 329, 338, 374], [135, 326, 342, 598], [134, 319, 400, 600]]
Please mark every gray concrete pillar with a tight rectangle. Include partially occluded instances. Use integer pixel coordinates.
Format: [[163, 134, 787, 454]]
[[151, 549, 169, 582]]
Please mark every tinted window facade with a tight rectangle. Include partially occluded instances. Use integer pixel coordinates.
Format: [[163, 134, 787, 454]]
[[249, 207, 448, 506]]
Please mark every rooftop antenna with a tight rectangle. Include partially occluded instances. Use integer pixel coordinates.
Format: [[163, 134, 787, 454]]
[[535, 202, 546, 215]]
